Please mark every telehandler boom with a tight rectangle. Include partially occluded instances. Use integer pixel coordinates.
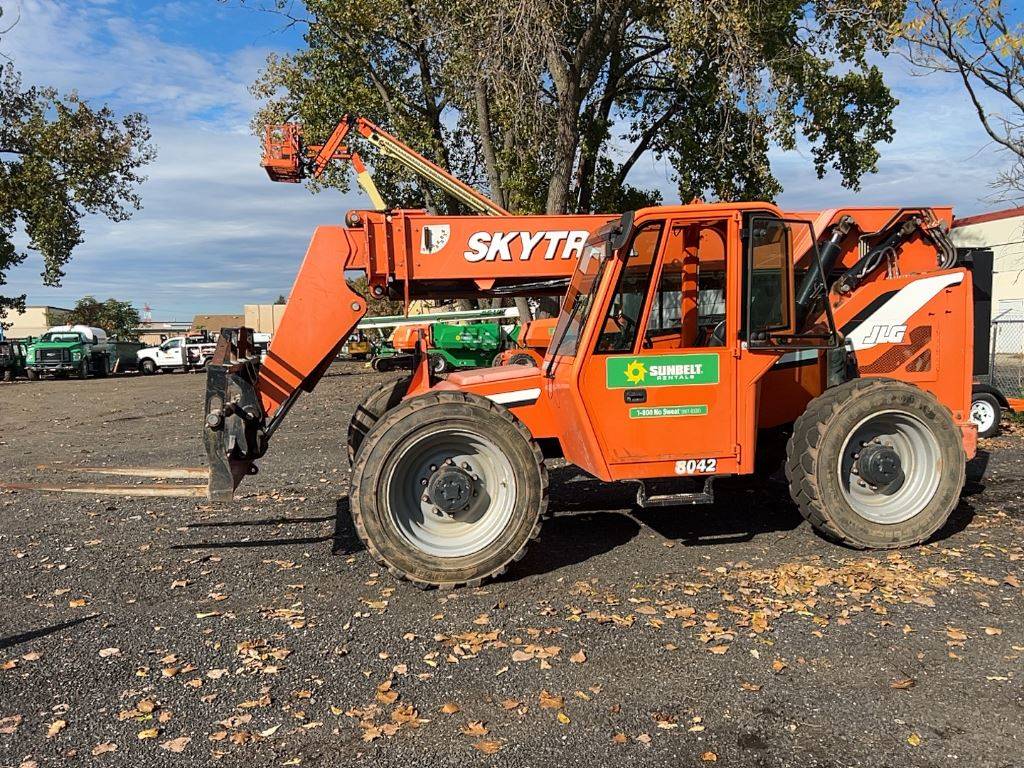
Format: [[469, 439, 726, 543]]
[[204, 118, 978, 588]]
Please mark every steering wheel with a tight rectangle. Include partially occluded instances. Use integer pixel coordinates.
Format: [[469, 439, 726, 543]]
[[708, 320, 726, 347]]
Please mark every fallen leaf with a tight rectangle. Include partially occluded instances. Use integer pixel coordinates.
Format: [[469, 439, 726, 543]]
[[740, 682, 761, 692], [69, 599, 87, 608], [206, 669, 228, 679], [0, 715, 22, 734], [137, 699, 157, 714], [570, 649, 587, 664], [539, 690, 564, 709], [138, 728, 160, 740], [556, 711, 570, 725], [907, 733, 921, 747], [612, 732, 627, 744], [99, 648, 120, 658], [511, 650, 533, 663], [160, 736, 191, 753], [890, 678, 915, 690], [461, 720, 488, 736], [473, 740, 503, 754], [91, 742, 118, 756], [439, 703, 460, 714], [702, 751, 718, 762], [500, 698, 521, 710], [984, 627, 1002, 636], [21, 651, 41, 662], [709, 645, 729, 655], [46, 719, 66, 738], [636, 733, 652, 744]]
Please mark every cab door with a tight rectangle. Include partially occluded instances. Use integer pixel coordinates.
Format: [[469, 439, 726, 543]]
[[577, 213, 740, 477]]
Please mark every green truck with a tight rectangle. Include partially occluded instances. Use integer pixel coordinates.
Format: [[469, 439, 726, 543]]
[[382, 321, 511, 373], [0, 337, 30, 381], [25, 325, 134, 379]]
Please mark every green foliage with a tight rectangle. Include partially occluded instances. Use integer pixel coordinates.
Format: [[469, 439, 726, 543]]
[[0, 56, 155, 323], [274, 294, 288, 304], [66, 296, 142, 341], [249, 0, 904, 214]]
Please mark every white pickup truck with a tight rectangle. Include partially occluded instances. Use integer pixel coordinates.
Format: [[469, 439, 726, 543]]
[[137, 334, 217, 375]]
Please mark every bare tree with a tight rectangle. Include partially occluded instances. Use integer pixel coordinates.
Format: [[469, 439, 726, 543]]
[[899, 0, 1024, 198]]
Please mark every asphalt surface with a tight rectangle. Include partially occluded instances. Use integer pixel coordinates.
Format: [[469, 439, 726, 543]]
[[1, 363, 1021, 767]]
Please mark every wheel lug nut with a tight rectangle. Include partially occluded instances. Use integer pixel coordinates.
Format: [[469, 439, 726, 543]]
[[444, 457, 453, 465], [422, 494, 430, 503], [420, 478, 428, 486], [430, 464, 437, 472], [461, 462, 471, 470]]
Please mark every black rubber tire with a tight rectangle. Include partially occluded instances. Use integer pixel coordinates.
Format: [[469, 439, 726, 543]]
[[96, 357, 110, 377], [350, 391, 548, 588], [508, 353, 536, 367], [492, 353, 505, 367], [141, 358, 157, 375], [970, 391, 1001, 438], [26, 369, 38, 381], [346, 377, 411, 465], [2, 368, 12, 382], [77, 361, 89, 379], [429, 353, 449, 374], [785, 378, 965, 549]]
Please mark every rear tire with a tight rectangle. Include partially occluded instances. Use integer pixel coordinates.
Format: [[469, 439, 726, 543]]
[[508, 352, 536, 367], [970, 391, 1001, 438], [2, 368, 12, 382], [26, 369, 38, 381], [347, 377, 411, 465], [785, 378, 965, 549], [141, 358, 157, 375], [350, 391, 547, 588]]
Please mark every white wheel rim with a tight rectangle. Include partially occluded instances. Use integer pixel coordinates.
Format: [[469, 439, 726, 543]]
[[384, 426, 516, 558], [970, 400, 996, 433], [838, 409, 942, 525]]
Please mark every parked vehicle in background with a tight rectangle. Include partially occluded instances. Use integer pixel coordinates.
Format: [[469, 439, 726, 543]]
[[343, 330, 372, 360], [26, 326, 115, 379], [0, 338, 30, 381], [253, 332, 272, 361], [137, 332, 216, 374]]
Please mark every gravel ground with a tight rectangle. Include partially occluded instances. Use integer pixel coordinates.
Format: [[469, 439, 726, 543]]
[[1, 364, 1022, 767]]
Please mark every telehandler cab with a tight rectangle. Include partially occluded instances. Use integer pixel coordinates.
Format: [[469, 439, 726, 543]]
[[197, 118, 978, 588]]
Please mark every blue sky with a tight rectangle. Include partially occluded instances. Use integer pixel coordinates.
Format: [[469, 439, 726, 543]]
[[2, 0, 1020, 319]]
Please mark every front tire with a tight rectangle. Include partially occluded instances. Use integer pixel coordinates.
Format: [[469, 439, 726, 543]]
[[970, 391, 1001, 438], [140, 358, 157, 375], [351, 391, 547, 588], [786, 378, 965, 549]]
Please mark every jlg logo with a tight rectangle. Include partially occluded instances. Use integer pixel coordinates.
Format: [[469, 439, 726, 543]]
[[861, 324, 907, 345], [464, 231, 591, 262]]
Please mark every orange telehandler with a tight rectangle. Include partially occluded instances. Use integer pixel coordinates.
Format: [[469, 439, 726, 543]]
[[203, 117, 977, 588]]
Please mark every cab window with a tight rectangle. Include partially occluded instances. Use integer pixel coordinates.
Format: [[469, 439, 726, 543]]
[[595, 223, 664, 354], [162, 338, 182, 350], [643, 221, 729, 349], [747, 218, 791, 336]]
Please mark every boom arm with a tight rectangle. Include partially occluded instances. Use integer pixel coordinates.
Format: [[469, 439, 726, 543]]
[[261, 116, 510, 216]]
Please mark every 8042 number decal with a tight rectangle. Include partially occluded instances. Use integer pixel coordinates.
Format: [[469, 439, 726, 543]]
[[674, 458, 717, 475]]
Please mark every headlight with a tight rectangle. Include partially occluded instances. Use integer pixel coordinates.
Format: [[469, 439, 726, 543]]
[[72, 350, 82, 361]]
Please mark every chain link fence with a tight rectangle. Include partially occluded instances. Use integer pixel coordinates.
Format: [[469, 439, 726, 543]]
[[989, 312, 1024, 399]]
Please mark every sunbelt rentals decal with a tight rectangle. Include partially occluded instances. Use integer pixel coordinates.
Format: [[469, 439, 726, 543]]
[[606, 353, 719, 389]]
